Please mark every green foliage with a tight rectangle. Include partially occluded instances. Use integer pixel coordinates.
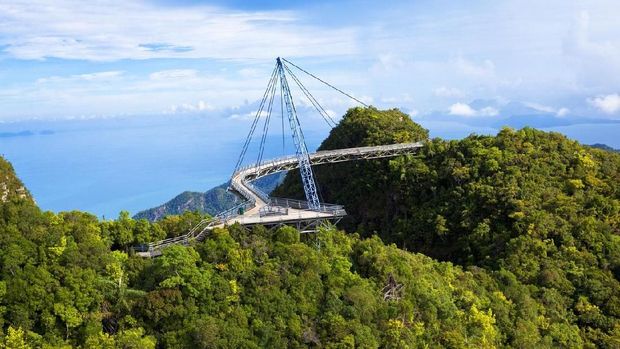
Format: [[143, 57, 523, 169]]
[[0, 177, 514, 348], [319, 106, 429, 149], [276, 111, 620, 347], [1, 108, 619, 347]]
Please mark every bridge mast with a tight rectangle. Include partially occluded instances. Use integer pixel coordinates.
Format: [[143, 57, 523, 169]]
[[276, 57, 321, 210]]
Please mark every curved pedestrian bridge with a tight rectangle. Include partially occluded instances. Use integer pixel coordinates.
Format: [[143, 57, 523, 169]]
[[137, 141, 424, 257]]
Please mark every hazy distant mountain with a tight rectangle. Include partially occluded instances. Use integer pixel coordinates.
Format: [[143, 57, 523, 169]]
[[419, 100, 620, 129], [589, 143, 620, 152], [133, 172, 285, 221]]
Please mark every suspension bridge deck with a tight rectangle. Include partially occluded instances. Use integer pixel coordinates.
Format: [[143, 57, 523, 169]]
[[136, 141, 423, 257]]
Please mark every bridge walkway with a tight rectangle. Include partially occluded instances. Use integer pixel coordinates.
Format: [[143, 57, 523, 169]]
[[136, 141, 423, 257]]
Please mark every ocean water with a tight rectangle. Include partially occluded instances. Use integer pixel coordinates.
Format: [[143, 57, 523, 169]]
[[1, 115, 618, 218], [0, 114, 330, 218]]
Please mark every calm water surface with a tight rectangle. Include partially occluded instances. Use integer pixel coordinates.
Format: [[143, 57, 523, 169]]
[[1, 115, 618, 218]]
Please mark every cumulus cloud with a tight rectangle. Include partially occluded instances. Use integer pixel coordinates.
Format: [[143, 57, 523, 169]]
[[449, 103, 498, 117], [588, 94, 620, 114], [449, 102, 476, 116]]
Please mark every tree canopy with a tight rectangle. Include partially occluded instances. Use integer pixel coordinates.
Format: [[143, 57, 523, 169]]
[[1, 106, 619, 347], [275, 107, 620, 347]]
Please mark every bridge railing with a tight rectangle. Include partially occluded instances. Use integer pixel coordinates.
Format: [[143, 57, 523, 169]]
[[231, 141, 424, 182], [144, 198, 257, 254], [140, 142, 424, 257], [268, 197, 345, 214], [213, 200, 255, 221], [259, 205, 289, 217], [246, 182, 271, 203]]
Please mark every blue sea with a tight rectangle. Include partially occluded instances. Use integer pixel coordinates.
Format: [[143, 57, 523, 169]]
[[1, 115, 619, 218]]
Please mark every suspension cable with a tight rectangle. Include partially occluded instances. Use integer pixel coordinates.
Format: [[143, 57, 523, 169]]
[[282, 58, 369, 107], [282, 62, 338, 128], [232, 65, 278, 175], [257, 73, 278, 167], [280, 81, 286, 154]]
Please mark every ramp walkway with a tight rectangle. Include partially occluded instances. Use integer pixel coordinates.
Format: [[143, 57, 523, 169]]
[[136, 141, 423, 257]]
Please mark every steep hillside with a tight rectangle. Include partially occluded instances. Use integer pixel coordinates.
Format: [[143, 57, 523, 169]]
[[0, 156, 33, 204], [134, 185, 239, 221]]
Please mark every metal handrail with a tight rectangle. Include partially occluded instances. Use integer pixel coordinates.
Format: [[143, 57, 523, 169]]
[[268, 197, 344, 212], [259, 205, 289, 217], [140, 141, 425, 257], [232, 141, 423, 179]]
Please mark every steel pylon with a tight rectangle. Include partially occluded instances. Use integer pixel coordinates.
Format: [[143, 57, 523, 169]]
[[276, 57, 321, 210]]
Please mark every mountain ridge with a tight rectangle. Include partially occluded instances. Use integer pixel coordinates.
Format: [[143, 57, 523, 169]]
[[133, 172, 285, 221]]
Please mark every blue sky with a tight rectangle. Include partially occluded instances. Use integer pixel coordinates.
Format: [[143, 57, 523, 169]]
[[1, 0, 620, 127]]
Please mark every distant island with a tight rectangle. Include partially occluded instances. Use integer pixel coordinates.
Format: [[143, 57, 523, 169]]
[[0, 129, 55, 138]]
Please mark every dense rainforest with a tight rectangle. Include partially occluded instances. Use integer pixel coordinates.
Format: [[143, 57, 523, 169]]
[[274, 106, 620, 347], [0, 106, 619, 348]]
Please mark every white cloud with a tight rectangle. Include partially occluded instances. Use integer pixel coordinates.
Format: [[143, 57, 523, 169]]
[[229, 110, 270, 121], [433, 86, 464, 98], [449, 102, 476, 116], [524, 102, 555, 114], [479, 107, 499, 117], [588, 94, 620, 114], [524, 102, 570, 117], [0, 0, 357, 61], [556, 107, 570, 117], [3, 0, 620, 123], [449, 103, 498, 117], [169, 100, 215, 113]]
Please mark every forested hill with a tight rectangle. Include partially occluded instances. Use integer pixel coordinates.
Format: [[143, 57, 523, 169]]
[[0, 152, 560, 348], [274, 106, 620, 347], [134, 184, 239, 221], [0, 106, 619, 347], [590, 143, 620, 153], [134, 173, 285, 221]]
